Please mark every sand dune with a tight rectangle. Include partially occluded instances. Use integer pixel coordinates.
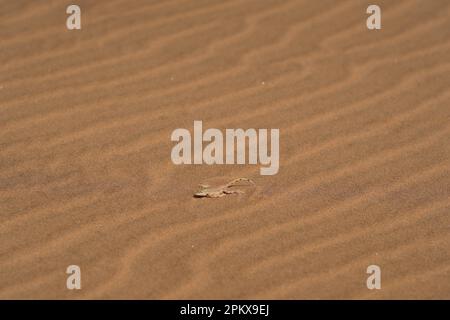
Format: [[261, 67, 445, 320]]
[[0, 0, 449, 299]]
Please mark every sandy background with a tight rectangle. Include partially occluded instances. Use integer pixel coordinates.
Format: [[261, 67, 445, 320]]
[[0, 0, 449, 299]]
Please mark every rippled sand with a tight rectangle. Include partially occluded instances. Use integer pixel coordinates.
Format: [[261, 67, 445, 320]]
[[0, 0, 449, 299]]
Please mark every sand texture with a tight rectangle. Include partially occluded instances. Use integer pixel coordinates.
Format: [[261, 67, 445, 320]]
[[1, 0, 449, 299]]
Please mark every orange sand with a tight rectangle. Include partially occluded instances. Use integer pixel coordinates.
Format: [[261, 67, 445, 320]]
[[0, 0, 449, 299]]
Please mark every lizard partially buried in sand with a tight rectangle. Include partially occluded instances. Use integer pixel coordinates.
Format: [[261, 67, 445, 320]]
[[194, 178, 255, 198]]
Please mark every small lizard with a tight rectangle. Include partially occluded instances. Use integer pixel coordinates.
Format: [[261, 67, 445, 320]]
[[194, 178, 255, 198]]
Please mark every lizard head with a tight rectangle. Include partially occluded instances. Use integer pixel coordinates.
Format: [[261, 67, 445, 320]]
[[193, 188, 208, 197]]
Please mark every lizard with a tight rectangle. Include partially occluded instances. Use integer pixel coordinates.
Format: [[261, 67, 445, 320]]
[[193, 178, 255, 198]]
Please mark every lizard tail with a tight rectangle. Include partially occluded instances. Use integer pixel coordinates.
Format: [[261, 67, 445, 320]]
[[226, 178, 255, 187]]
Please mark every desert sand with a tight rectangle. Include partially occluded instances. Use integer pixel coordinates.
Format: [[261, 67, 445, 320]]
[[0, 0, 449, 299]]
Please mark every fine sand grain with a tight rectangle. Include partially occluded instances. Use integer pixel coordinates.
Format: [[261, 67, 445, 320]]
[[1, 0, 449, 299]]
